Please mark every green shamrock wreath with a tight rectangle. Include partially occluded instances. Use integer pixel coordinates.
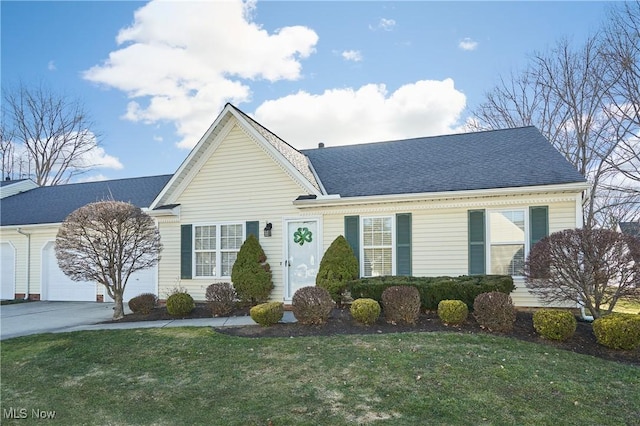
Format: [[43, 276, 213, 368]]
[[293, 227, 313, 246]]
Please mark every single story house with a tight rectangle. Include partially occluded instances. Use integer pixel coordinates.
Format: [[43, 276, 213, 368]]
[[0, 104, 589, 306]]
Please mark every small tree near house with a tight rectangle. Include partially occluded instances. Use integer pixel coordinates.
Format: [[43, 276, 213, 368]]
[[316, 235, 359, 306], [231, 234, 272, 305], [523, 227, 640, 319], [55, 201, 162, 320]]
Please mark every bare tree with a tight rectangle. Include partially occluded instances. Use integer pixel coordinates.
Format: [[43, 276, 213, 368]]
[[524, 228, 640, 319], [55, 201, 162, 320], [468, 6, 640, 227], [1, 82, 101, 185]]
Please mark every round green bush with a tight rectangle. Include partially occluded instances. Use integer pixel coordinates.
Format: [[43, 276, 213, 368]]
[[592, 313, 640, 350], [532, 309, 577, 341], [350, 298, 381, 326], [128, 293, 158, 315], [381, 286, 421, 325], [165, 292, 195, 317], [250, 302, 284, 327], [437, 300, 468, 326], [292, 286, 334, 325], [473, 292, 516, 333]]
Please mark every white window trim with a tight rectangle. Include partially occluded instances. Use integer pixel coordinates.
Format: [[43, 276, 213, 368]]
[[485, 208, 529, 277], [360, 215, 396, 277], [193, 222, 245, 279]]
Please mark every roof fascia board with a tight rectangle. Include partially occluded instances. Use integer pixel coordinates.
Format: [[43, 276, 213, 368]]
[[1, 222, 64, 230], [233, 113, 322, 196], [294, 182, 590, 208]]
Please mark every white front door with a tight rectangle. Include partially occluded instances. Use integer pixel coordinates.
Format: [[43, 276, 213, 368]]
[[285, 219, 320, 301]]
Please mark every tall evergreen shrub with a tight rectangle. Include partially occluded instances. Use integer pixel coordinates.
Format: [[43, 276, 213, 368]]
[[316, 235, 359, 306], [231, 234, 272, 305]]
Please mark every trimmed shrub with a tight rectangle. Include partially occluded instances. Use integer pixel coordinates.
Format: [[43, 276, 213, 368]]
[[592, 313, 640, 350], [348, 275, 515, 311], [250, 302, 284, 327], [473, 292, 516, 333], [350, 298, 381, 326], [532, 309, 577, 341], [166, 292, 195, 317], [128, 293, 158, 315], [437, 300, 468, 326], [205, 282, 236, 317], [381, 286, 421, 325], [231, 234, 272, 305], [316, 235, 359, 306], [292, 286, 334, 325]]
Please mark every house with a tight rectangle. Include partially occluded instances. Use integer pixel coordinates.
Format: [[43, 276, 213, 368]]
[[0, 178, 38, 199], [0, 104, 589, 306], [619, 221, 640, 240]]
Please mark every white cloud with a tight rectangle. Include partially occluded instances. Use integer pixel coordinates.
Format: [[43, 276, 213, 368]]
[[47, 60, 56, 71], [458, 37, 478, 51], [84, 0, 318, 149], [153, 135, 163, 143], [77, 174, 109, 183], [370, 18, 396, 31], [82, 145, 124, 170], [341, 50, 363, 62], [253, 79, 466, 149]]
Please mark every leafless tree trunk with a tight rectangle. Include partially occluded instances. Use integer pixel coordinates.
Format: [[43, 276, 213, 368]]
[[468, 5, 640, 227], [55, 201, 162, 320], [1, 82, 101, 185]]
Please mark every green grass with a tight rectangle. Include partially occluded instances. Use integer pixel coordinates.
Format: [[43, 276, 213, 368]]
[[612, 298, 640, 314], [1, 328, 638, 425]]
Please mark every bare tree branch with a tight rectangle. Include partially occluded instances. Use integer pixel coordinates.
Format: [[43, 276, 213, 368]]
[[55, 201, 162, 320], [1, 82, 102, 185]]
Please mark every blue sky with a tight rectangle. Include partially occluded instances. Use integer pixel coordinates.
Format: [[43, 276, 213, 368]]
[[2, 1, 610, 182]]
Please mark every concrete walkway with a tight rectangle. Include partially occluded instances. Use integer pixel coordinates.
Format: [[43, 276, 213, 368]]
[[0, 301, 296, 340]]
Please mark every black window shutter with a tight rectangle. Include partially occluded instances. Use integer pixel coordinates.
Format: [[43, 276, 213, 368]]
[[246, 221, 260, 241], [468, 210, 486, 275], [396, 213, 412, 276], [344, 215, 360, 268], [180, 224, 193, 279], [529, 206, 549, 247]]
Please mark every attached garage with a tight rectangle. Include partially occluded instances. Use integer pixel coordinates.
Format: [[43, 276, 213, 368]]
[[104, 266, 157, 303], [1, 242, 15, 300], [41, 241, 96, 301]]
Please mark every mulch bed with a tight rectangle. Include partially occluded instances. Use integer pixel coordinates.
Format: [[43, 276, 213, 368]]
[[109, 303, 639, 366]]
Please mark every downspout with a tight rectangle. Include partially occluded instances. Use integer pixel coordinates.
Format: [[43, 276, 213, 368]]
[[16, 228, 31, 300]]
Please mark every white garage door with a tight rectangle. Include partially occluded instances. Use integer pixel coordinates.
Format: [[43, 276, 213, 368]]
[[104, 266, 157, 303], [42, 242, 96, 301], [1, 242, 15, 300]]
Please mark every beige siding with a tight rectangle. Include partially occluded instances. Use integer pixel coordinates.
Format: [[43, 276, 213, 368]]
[[303, 194, 582, 308], [160, 124, 308, 301]]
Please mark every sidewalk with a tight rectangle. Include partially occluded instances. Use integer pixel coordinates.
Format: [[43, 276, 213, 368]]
[[68, 311, 298, 333], [0, 301, 297, 340]]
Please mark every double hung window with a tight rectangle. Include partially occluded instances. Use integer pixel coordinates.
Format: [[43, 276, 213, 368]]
[[194, 224, 244, 278]]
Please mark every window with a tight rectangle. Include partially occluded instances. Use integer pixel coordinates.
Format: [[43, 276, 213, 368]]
[[488, 210, 525, 275], [194, 224, 244, 277], [362, 216, 394, 277]]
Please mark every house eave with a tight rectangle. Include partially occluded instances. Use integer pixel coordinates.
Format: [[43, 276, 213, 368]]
[[293, 182, 590, 208]]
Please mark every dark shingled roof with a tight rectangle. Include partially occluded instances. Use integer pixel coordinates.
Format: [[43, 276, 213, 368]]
[[0, 175, 172, 226], [619, 222, 640, 239], [302, 126, 586, 197]]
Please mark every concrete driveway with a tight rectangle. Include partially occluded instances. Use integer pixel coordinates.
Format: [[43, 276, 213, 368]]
[[0, 301, 120, 340]]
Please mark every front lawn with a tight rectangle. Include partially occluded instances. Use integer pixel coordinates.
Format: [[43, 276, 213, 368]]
[[1, 328, 638, 425]]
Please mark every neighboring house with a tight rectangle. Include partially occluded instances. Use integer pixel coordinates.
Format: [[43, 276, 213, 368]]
[[0, 104, 589, 306], [0, 178, 38, 199], [618, 221, 640, 240]]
